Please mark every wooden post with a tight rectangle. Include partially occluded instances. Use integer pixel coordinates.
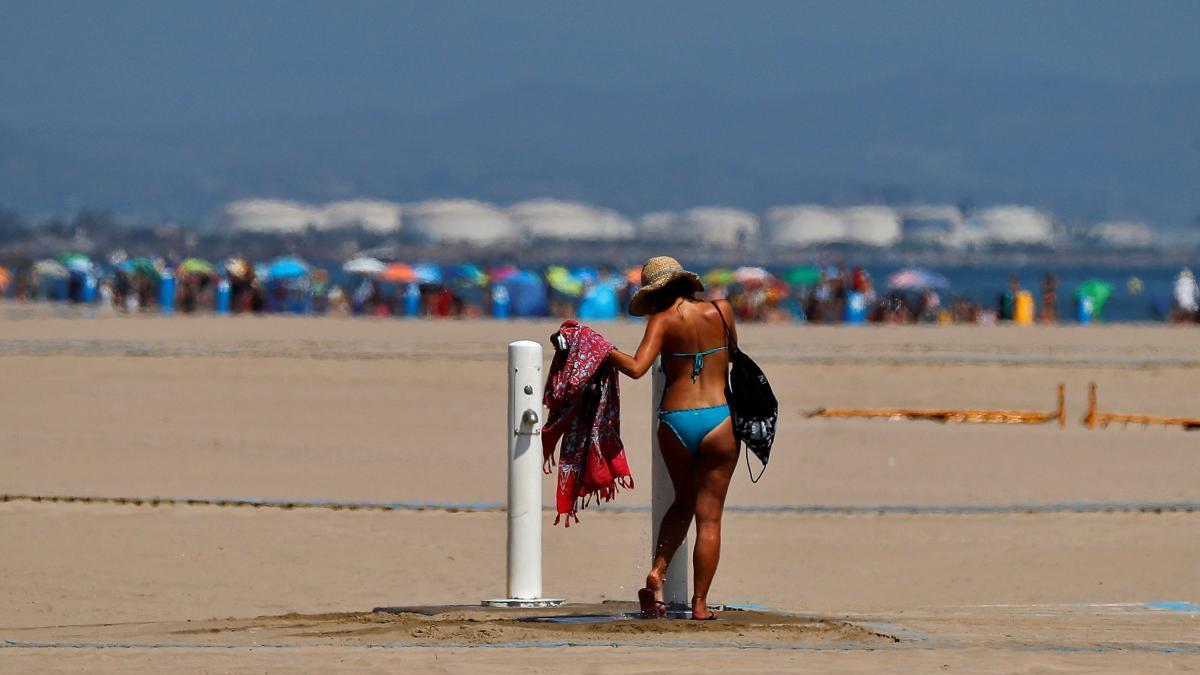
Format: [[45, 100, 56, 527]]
[[1084, 382, 1098, 430]]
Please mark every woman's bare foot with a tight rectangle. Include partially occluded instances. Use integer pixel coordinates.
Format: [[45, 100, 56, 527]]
[[645, 570, 665, 603], [637, 588, 666, 618], [691, 595, 718, 621], [638, 570, 667, 618]]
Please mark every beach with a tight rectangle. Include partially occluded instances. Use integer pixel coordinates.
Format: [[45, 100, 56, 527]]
[[1, 309, 1197, 672]]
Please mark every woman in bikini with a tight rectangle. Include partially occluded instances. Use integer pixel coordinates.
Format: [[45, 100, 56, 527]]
[[607, 256, 739, 621]]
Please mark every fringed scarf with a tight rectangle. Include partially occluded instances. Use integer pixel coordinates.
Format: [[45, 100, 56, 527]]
[[542, 321, 633, 526]]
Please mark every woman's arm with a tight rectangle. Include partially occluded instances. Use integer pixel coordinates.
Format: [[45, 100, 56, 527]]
[[608, 314, 666, 379]]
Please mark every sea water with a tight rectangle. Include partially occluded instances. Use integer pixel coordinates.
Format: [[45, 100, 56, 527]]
[[863, 264, 1184, 323]]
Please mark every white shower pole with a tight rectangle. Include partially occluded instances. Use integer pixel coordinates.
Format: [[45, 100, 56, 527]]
[[483, 340, 562, 608]]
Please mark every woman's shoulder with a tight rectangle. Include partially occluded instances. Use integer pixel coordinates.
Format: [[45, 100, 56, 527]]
[[710, 298, 734, 321]]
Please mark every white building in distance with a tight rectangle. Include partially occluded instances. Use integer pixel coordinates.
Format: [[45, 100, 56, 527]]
[[216, 198, 401, 233], [965, 206, 1054, 246], [319, 200, 402, 233], [405, 199, 517, 244], [678, 207, 759, 247], [1089, 221, 1156, 248], [509, 198, 635, 241], [768, 206, 845, 247], [769, 205, 899, 247]]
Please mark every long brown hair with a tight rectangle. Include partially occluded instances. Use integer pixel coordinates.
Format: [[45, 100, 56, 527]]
[[645, 277, 700, 315]]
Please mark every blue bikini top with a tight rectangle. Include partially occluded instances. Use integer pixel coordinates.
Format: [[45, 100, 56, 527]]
[[670, 346, 728, 382]]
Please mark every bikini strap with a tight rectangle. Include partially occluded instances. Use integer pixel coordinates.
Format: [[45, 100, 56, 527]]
[[670, 347, 726, 383], [711, 301, 736, 353]]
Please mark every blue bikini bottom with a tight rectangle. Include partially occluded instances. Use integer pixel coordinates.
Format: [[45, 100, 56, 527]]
[[658, 404, 731, 455]]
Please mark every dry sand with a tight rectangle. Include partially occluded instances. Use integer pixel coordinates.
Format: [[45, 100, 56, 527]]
[[1, 309, 1197, 672]]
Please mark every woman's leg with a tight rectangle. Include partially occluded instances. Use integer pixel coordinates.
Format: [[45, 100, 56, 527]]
[[692, 417, 738, 618], [646, 422, 697, 601]]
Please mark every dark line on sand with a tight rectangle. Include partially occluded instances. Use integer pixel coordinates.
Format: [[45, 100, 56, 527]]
[[3, 638, 1199, 655], [3, 493, 1198, 515]]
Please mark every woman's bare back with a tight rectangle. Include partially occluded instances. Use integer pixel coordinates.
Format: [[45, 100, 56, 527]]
[[656, 298, 736, 411]]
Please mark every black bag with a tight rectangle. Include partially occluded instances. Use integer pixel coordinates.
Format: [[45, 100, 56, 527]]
[[713, 302, 778, 482]]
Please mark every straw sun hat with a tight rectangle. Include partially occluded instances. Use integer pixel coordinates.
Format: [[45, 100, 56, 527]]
[[628, 256, 704, 316]]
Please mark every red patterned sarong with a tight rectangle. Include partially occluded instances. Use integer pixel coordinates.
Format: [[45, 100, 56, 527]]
[[542, 321, 633, 526]]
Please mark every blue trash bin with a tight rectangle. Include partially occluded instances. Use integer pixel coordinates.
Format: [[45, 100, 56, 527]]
[[1076, 296, 1094, 324], [844, 291, 867, 324], [404, 283, 421, 317], [158, 275, 176, 315], [491, 284, 510, 319], [216, 279, 231, 314]]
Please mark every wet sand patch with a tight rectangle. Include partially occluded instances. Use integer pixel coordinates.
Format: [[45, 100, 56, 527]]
[[161, 603, 897, 647]]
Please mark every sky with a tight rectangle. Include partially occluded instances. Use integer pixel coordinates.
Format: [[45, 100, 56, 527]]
[[0, 1, 1197, 231], [3, 0, 1198, 129]]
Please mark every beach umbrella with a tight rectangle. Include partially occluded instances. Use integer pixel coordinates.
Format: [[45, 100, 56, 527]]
[[735, 266, 772, 284], [59, 252, 93, 273], [545, 266, 583, 296], [491, 265, 520, 282], [1076, 279, 1114, 305], [380, 262, 417, 283], [497, 270, 549, 317], [444, 263, 488, 287], [177, 258, 215, 276], [1076, 279, 1114, 320], [886, 268, 949, 290], [413, 263, 443, 285], [122, 257, 162, 279], [266, 256, 310, 281], [785, 266, 822, 287], [443, 265, 488, 304], [342, 256, 387, 275], [578, 284, 620, 321], [570, 266, 600, 285], [704, 268, 736, 286], [33, 259, 69, 278]]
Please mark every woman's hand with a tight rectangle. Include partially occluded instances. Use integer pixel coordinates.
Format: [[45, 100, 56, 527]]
[[608, 313, 666, 379]]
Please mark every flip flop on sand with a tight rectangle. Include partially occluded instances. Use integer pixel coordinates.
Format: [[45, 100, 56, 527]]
[[637, 588, 667, 619], [691, 596, 718, 620]]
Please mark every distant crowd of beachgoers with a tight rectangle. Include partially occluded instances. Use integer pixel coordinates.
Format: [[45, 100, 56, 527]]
[[3, 254, 1199, 325]]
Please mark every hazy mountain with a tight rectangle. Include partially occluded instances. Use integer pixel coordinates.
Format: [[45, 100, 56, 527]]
[[2, 71, 1197, 229]]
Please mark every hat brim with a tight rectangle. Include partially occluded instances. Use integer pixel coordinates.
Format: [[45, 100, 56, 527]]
[[628, 271, 704, 316]]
